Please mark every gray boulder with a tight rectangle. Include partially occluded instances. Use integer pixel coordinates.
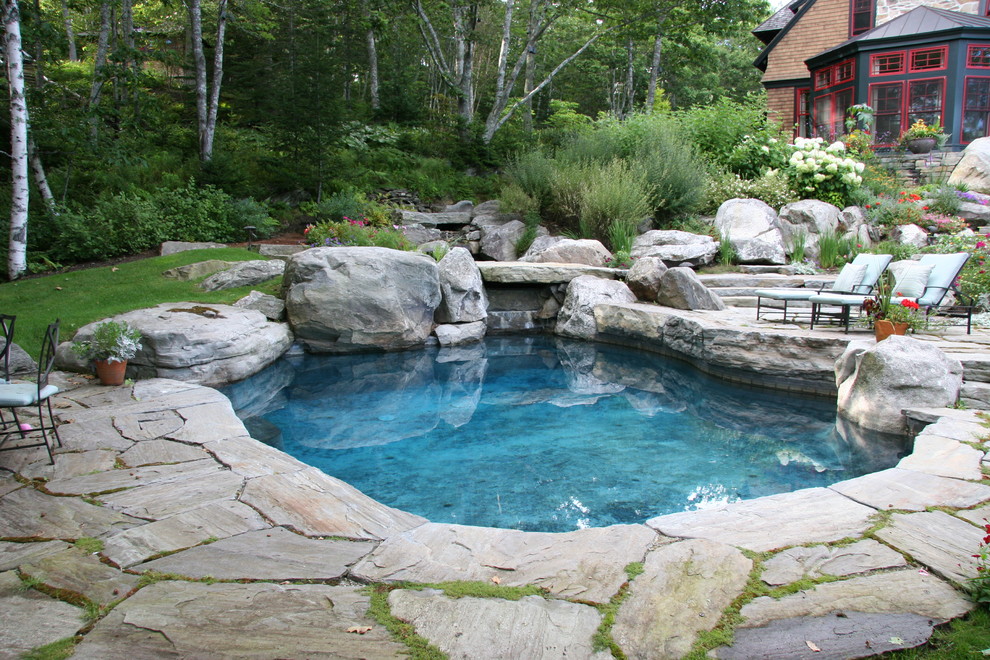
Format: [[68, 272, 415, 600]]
[[892, 224, 929, 249], [556, 275, 636, 340], [199, 260, 285, 292], [625, 257, 668, 301], [631, 230, 717, 267], [434, 321, 486, 347], [283, 247, 441, 353], [778, 199, 841, 260], [436, 247, 488, 323], [55, 303, 293, 387], [656, 267, 726, 311], [398, 210, 471, 228], [835, 337, 963, 434], [472, 200, 501, 217], [162, 260, 233, 281], [3, 342, 36, 376], [159, 241, 226, 256], [400, 224, 444, 245], [444, 200, 474, 213], [521, 237, 612, 267], [480, 220, 527, 261], [233, 291, 286, 321], [715, 199, 787, 265], [949, 136, 990, 192]]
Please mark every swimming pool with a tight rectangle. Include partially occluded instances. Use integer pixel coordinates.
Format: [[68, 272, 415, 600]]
[[223, 336, 907, 532]]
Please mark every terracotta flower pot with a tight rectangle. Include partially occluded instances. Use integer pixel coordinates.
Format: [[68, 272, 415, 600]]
[[874, 320, 909, 342], [905, 137, 936, 154], [94, 359, 127, 386]]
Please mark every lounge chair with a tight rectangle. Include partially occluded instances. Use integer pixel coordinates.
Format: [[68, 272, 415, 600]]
[[808, 252, 973, 333], [755, 253, 893, 322]]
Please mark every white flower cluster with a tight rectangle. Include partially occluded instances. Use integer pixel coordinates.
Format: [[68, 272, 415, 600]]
[[787, 137, 865, 188]]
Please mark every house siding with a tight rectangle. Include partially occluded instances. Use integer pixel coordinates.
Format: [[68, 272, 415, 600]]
[[762, 0, 855, 84], [767, 87, 797, 128]]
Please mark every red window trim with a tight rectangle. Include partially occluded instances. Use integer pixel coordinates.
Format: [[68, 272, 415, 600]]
[[814, 67, 832, 91], [835, 58, 855, 83], [850, 0, 873, 36], [906, 76, 946, 118], [961, 75, 990, 144], [868, 80, 904, 146], [968, 44, 990, 69], [870, 51, 906, 76], [813, 86, 855, 139], [909, 46, 948, 73]]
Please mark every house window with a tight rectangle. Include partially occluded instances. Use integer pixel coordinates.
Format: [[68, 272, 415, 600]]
[[964, 77, 990, 142], [909, 47, 947, 72], [969, 45, 990, 69], [871, 82, 902, 144], [907, 78, 944, 128], [796, 88, 813, 138], [814, 68, 832, 90], [814, 95, 833, 139], [836, 60, 854, 83], [851, 0, 873, 35], [871, 52, 904, 76], [813, 88, 854, 140]]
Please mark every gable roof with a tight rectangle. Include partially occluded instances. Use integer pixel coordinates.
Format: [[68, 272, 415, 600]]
[[808, 6, 990, 66], [753, 0, 819, 71]]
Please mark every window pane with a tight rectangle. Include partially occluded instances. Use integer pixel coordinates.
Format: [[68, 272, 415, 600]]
[[964, 78, 990, 142], [907, 79, 943, 127], [871, 83, 901, 143], [834, 89, 853, 136], [910, 48, 945, 71], [814, 96, 833, 139], [872, 53, 904, 75], [969, 46, 990, 68]]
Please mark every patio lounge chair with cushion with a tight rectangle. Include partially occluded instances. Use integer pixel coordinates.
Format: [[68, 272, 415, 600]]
[[754, 253, 893, 322], [808, 252, 973, 333], [0, 320, 62, 464]]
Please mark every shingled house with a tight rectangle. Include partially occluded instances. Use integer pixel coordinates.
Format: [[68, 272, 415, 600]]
[[754, 0, 990, 150]]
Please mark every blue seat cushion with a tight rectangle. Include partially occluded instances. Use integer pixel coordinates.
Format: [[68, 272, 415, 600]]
[[0, 383, 59, 407], [755, 288, 817, 301]]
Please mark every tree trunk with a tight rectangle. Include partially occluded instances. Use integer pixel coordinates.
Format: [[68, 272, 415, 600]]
[[645, 10, 664, 112], [186, 0, 209, 161], [413, 0, 476, 126], [623, 37, 635, 117], [88, 0, 111, 140], [4, 0, 29, 279], [28, 138, 56, 215], [202, 0, 226, 162], [362, 0, 379, 110], [61, 0, 76, 61]]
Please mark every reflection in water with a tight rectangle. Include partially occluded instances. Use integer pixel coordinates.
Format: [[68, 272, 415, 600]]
[[223, 336, 908, 532]]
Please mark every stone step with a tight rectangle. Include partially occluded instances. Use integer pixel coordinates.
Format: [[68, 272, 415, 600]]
[[959, 381, 990, 410], [698, 274, 830, 288]]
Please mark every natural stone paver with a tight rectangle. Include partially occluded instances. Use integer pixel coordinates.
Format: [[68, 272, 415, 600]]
[[166, 400, 248, 444], [119, 438, 211, 466], [0, 473, 22, 498], [920, 416, 988, 442], [0, 486, 140, 538], [896, 434, 986, 480], [56, 415, 133, 451], [828, 467, 990, 511], [612, 538, 752, 659], [350, 522, 659, 603], [138, 527, 374, 580], [203, 435, 308, 477], [102, 501, 269, 568], [761, 539, 907, 586], [389, 589, 609, 660], [956, 503, 990, 527], [97, 469, 245, 520], [0, 570, 82, 659], [646, 488, 876, 552], [0, 540, 70, 571], [740, 569, 973, 627], [45, 457, 224, 495], [20, 546, 140, 605], [715, 612, 939, 659], [240, 467, 427, 540], [72, 581, 404, 659], [50, 450, 118, 481], [113, 409, 185, 441], [874, 511, 985, 586]]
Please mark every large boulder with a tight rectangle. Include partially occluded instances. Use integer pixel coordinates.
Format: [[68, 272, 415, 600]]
[[949, 137, 990, 192], [656, 267, 726, 311], [892, 224, 929, 249], [436, 247, 488, 323], [283, 247, 441, 353], [556, 275, 636, 340], [400, 224, 443, 246], [233, 290, 286, 321], [55, 303, 293, 387], [520, 237, 612, 267], [835, 337, 963, 434], [840, 206, 875, 248], [199, 260, 285, 292], [480, 220, 527, 261], [630, 230, 718, 267], [778, 200, 842, 260], [3, 342, 36, 376], [626, 257, 668, 301], [714, 199, 787, 265]]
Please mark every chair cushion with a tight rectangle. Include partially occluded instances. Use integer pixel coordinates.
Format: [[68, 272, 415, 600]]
[[831, 263, 868, 293], [892, 263, 935, 299], [0, 383, 58, 407], [808, 293, 870, 306], [755, 288, 817, 301]]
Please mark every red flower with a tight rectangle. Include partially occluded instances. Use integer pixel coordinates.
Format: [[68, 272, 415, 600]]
[[901, 300, 920, 310]]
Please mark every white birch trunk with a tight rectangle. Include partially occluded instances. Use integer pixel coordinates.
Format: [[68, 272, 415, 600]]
[[623, 37, 635, 118], [28, 138, 55, 214], [61, 0, 76, 60], [186, 0, 209, 161], [5, 0, 28, 279], [88, 0, 111, 139], [645, 11, 664, 112], [202, 0, 226, 162], [362, 0, 379, 110]]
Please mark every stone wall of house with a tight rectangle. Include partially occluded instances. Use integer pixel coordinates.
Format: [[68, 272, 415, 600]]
[[877, 0, 978, 23], [875, 151, 964, 186]]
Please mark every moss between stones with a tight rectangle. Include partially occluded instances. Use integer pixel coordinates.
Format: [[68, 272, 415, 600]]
[[365, 584, 446, 660], [20, 636, 77, 660]]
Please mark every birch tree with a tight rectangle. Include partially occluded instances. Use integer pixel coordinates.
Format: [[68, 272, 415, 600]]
[[187, 0, 228, 162], [61, 0, 76, 60], [361, 0, 379, 110], [4, 0, 28, 279]]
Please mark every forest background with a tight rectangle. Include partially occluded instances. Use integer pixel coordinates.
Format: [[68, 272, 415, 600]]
[[0, 0, 771, 279]]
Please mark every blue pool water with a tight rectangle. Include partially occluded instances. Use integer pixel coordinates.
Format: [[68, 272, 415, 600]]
[[223, 336, 907, 532]]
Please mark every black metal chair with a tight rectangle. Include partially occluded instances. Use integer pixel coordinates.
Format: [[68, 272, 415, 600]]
[[0, 315, 15, 429], [0, 320, 62, 464]]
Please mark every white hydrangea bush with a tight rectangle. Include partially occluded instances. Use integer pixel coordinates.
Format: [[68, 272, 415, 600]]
[[784, 137, 866, 206]]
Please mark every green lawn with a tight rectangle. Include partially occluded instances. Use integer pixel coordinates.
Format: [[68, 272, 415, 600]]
[[0, 248, 281, 358]]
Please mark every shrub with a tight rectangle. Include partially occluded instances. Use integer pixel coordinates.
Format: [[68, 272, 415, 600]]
[[578, 159, 651, 247], [674, 94, 774, 170], [701, 170, 798, 214], [304, 218, 412, 250], [925, 234, 990, 306], [784, 137, 865, 207], [718, 233, 737, 266], [789, 228, 807, 263], [864, 191, 925, 227], [504, 150, 557, 212], [870, 240, 919, 262], [923, 186, 963, 217], [816, 229, 849, 269]]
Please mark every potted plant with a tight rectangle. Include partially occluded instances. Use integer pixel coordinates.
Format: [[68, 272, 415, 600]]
[[898, 119, 948, 154], [861, 274, 926, 340], [72, 320, 142, 385]]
